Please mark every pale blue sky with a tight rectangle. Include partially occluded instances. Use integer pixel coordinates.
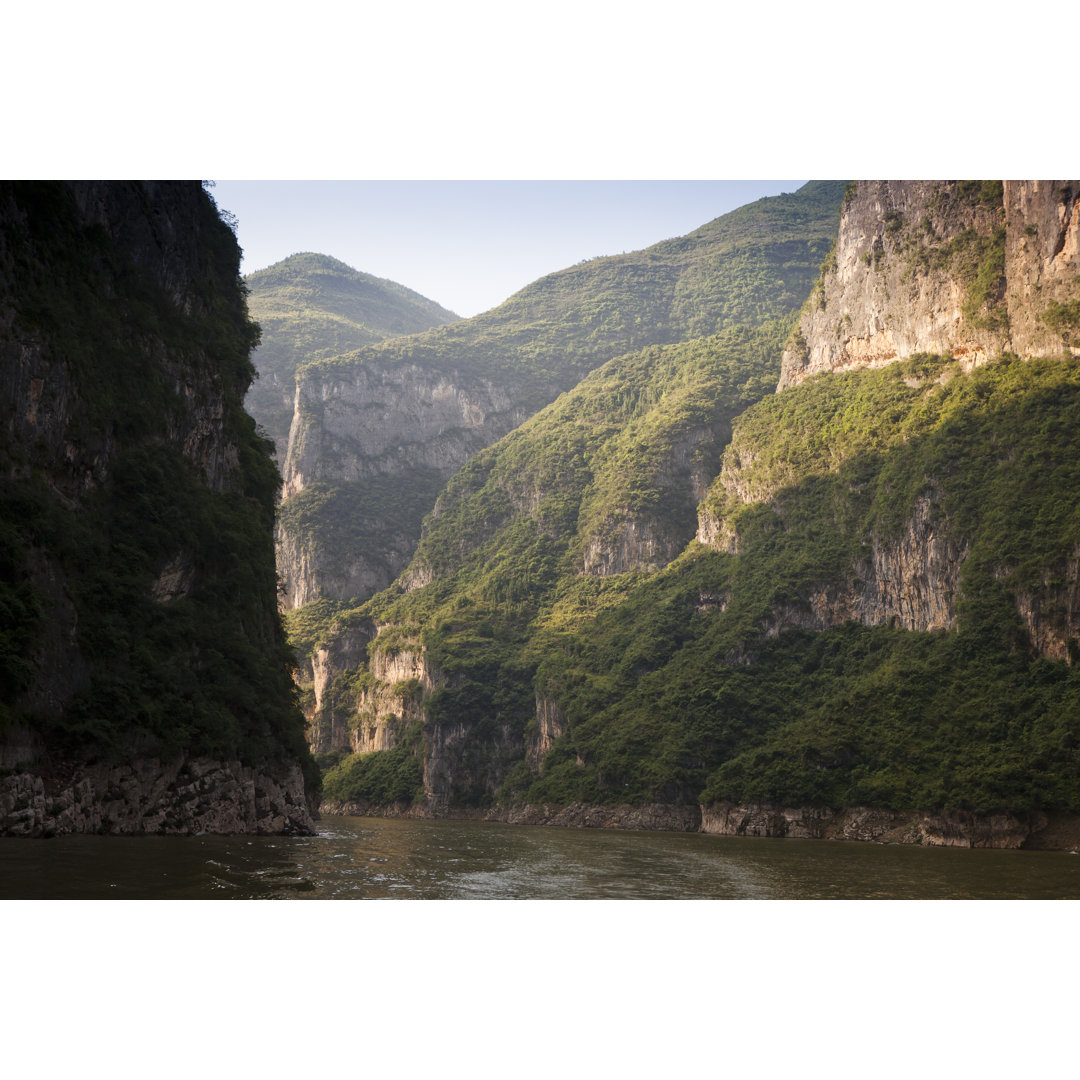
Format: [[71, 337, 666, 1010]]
[[212, 180, 806, 319]]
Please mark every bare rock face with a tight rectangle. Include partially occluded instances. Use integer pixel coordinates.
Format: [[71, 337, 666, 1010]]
[[1012, 554, 1080, 662], [760, 493, 969, 638], [299, 622, 376, 754], [0, 758, 314, 837], [527, 697, 568, 770], [352, 644, 439, 755], [581, 519, 682, 576], [283, 364, 529, 500], [277, 362, 535, 610], [778, 180, 1080, 391]]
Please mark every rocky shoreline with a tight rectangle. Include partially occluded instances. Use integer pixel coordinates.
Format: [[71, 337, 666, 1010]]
[[0, 757, 316, 837], [319, 797, 1080, 851]]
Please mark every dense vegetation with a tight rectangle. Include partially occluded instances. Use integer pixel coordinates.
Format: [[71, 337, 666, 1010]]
[[520, 355, 1080, 813], [325, 347, 1080, 815], [244, 252, 458, 455], [0, 182, 315, 790], [309, 180, 1080, 823], [315, 184, 849, 804]]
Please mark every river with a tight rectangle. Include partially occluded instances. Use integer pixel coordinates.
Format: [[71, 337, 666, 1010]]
[[2, 814, 1079, 898]]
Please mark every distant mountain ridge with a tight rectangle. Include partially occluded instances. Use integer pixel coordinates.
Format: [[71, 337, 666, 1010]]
[[244, 252, 458, 456]]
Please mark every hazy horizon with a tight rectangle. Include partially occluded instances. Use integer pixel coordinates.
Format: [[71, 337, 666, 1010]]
[[212, 180, 806, 318]]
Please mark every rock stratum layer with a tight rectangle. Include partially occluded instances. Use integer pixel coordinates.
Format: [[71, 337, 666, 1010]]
[[0, 181, 316, 835]]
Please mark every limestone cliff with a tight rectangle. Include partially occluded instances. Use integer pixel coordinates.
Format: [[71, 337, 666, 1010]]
[[778, 180, 1079, 390], [278, 362, 532, 606], [696, 180, 1080, 653], [244, 252, 459, 461], [0, 181, 315, 835]]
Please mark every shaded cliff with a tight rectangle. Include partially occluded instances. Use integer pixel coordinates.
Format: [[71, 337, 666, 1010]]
[[0, 181, 315, 836], [244, 252, 458, 458]]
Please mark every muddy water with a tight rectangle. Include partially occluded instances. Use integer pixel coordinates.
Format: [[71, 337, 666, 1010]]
[[3, 814, 1079, 899]]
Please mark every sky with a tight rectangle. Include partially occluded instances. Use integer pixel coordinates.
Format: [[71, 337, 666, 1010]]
[[212, 180, 805, 318]]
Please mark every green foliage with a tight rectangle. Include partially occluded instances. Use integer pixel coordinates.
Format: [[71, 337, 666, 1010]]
[[295, 183, 849, 805], [300, 182, 847, 407], [526, 355, 1080, 813], [321, 725, 425, 805], [0, 182, 316, 792], [1043, 299, 1080, 344], [278, 469, 447, 587], [281, 598, 354, 661]]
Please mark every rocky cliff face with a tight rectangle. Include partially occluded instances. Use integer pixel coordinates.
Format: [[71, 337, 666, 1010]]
[[699, 801, 1056, 849], [283, 364, 531, 501], [779, 180, 1080, 390], [244, 252, 459, 461], [0, 181, 315, 835], [696, 181, 1080, 653], [278, 363, 534, 606]]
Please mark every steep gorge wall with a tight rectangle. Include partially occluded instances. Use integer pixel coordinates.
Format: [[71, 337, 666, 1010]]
[[0, 181, 314, 835]]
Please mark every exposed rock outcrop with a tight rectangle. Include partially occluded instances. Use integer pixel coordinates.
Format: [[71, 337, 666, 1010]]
[[778, 180, 1080, 391], [759, 493, 968, 637], [700, 801, 1055, 849], [0, 758, 314, 837], [527, 697, 567, 769]]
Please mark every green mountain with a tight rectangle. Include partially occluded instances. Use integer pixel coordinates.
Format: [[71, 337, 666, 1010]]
[[310, 180, 1080, 847], [244, 252, 459, 456], [277, 181, 846, 618]]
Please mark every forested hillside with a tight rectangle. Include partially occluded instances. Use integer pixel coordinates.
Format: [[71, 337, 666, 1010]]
[[305, 180, 1080, 847], [279, 181, 846, 632]]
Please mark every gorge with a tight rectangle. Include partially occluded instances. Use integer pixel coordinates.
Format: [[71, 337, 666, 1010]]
[[5, 179, 1080, 851]]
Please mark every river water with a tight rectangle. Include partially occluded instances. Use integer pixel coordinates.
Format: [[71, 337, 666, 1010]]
[[2, 813, 1079, 899]]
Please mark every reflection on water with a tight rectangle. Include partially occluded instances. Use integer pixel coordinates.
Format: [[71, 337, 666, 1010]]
[[2, 814, 1079, 899]]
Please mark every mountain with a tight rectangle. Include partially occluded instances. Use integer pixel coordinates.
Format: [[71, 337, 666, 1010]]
[[277, 181, 846, 617], [310, 179, 1080, 849], [0, 181, 315, 836], [243, 252, 458, 457]]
